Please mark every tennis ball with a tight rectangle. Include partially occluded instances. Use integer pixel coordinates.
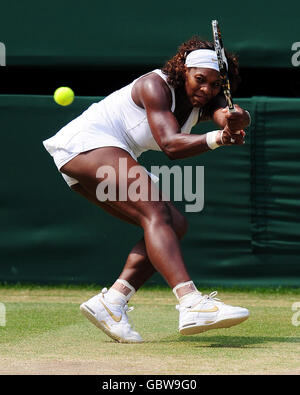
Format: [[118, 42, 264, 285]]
[[54, 87, 74, 106]]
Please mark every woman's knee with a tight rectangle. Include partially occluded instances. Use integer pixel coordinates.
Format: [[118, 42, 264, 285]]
[[141, 201, 173, 228], [140, 202, 188, 239]]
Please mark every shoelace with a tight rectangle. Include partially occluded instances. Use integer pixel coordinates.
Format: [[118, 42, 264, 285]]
[[202, 291, 222, 303], [123, 306, 136, 331], [176, 291, 222, 310]]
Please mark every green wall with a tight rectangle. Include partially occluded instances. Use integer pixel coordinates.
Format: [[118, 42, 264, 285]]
[[1, 0, 299, 68], [1, 95, 300, 286]]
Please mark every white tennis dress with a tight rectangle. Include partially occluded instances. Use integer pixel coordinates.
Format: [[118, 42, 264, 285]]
[[43, 69, 200, 187]]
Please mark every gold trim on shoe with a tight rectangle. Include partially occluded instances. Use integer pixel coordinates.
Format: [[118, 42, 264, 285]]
[[99, 298, 122, 322]]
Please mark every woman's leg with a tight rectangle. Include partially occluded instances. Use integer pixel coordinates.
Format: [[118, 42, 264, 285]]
[[61, 147, 190, 288], [71, 176, 189, 291]]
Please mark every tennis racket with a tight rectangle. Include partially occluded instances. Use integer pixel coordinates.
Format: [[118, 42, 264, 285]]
[[211, 20, 235, 113]]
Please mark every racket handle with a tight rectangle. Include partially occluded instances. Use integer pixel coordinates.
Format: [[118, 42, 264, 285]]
[[227, 105, 240, 133]]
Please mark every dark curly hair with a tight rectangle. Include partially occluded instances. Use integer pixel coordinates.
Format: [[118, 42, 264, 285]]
[[161, 36, 241, 93]]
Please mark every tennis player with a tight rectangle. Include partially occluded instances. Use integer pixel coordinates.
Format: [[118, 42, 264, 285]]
[[43, 37, 251, 343]]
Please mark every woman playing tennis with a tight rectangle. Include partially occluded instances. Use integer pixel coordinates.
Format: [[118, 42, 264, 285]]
[[43, 36, 251, 343]]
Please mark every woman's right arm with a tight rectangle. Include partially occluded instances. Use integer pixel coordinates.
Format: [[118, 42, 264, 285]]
[[134, 74, 213, 159], [135, 74, 242, 160]]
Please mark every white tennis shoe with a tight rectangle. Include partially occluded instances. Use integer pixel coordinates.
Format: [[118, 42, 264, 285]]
[[80, 288, 143, 343], [177, 291, 249, 335]]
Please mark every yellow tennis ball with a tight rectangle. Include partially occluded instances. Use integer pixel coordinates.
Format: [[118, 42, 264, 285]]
[[54, 87, 74, 106]]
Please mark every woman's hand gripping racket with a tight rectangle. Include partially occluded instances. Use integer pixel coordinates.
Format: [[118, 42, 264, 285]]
[[212, 19, 241, 143]]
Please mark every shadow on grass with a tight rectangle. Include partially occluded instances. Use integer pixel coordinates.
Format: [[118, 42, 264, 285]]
[[155, 335, 300, 348]]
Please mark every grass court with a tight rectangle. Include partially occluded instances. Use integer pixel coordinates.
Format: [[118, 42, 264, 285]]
[[0, 284, 299, 375]]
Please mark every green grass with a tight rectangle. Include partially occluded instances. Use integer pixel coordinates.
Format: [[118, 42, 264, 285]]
[[0, 284, 300, 375]]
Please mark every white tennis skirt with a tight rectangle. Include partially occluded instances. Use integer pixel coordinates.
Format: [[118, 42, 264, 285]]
[[43, 118, 158, 187]]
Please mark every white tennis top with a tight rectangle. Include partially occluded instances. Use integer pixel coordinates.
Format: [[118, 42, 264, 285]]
[[43, 69, 200, 170]]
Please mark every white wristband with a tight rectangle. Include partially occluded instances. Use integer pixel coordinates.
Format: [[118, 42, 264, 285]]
[[206, 130, 221, 150]]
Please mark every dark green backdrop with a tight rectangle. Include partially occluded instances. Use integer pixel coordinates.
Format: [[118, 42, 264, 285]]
[[1, 0, 299, 68], [1, 95, 300, 286]]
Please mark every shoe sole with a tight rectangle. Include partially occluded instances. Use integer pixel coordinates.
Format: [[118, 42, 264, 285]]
[[179, 314, 249, 335], [80, 304, 143, 344]]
